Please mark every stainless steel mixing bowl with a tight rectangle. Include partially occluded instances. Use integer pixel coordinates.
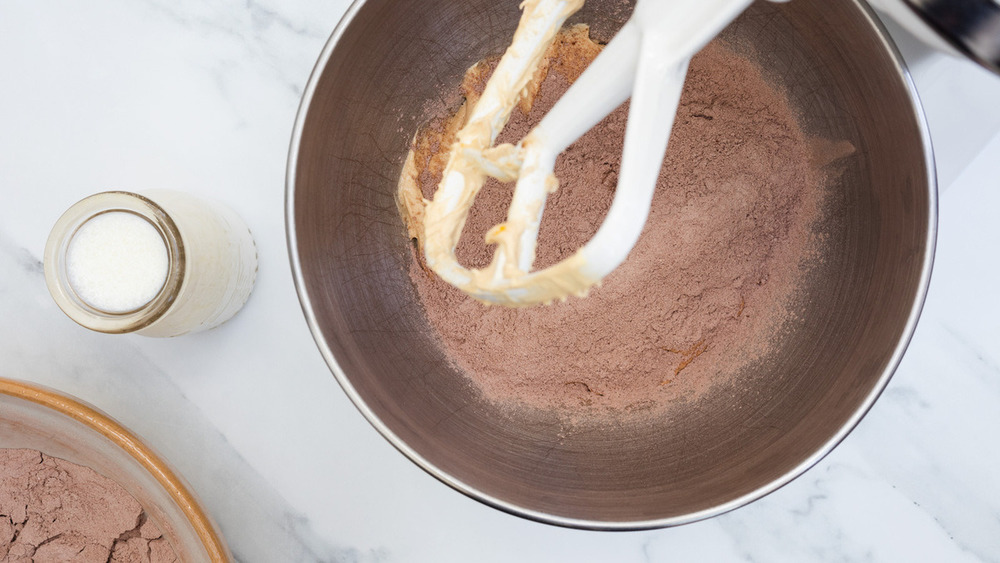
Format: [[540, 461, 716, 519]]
[[287, 0, 936, 528]]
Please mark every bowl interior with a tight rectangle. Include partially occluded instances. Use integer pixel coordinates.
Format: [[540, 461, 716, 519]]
[[290, 0, 933, 526]]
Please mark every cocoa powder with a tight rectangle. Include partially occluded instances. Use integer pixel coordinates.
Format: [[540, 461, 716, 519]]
[[0, 448, 177, 562], [403, 27, 833, 416]]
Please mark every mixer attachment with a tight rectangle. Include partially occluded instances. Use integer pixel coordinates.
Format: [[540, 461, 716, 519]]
[[421, 0, 754, 306]]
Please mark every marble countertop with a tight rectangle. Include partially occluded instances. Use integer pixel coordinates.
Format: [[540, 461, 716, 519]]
[[2, 2, 999, 561]]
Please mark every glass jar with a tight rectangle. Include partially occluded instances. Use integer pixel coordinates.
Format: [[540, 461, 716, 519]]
[[44, 190, 257, 337]]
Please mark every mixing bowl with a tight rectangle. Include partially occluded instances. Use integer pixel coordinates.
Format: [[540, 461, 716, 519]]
[[0, 378, 231, 561], [287, 0, 935, 528]]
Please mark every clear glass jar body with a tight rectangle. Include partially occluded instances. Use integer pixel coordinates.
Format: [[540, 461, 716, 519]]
[[44, 190, 257, 337]]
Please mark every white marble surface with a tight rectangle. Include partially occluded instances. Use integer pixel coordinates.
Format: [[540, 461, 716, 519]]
[[2, 2, 1000, 561]]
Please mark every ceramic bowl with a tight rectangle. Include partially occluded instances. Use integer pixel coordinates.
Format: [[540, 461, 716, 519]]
[[0, 378, 231, 561]]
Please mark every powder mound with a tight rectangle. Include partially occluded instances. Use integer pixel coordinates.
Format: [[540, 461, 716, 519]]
[[401, 26, 835, 416], [0, 448, 178, 563]]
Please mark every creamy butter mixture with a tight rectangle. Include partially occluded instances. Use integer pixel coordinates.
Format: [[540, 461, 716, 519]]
[[401, 0, 596, 306]]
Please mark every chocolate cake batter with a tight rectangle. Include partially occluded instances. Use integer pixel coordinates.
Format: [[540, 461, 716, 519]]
[[400, 25, 839, 415]]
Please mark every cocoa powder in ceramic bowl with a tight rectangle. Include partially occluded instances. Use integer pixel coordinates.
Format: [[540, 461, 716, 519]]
[[0, 378, 231, 560]]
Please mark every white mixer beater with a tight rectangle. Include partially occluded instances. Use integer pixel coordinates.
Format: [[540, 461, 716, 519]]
[[420, 0, 765, 306]]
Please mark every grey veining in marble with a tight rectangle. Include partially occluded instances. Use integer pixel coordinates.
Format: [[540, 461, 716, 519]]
[[0, 234, 385, 562]]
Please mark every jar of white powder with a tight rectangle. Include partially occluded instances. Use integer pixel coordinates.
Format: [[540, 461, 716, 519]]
[[43, 190, 257, 337]]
